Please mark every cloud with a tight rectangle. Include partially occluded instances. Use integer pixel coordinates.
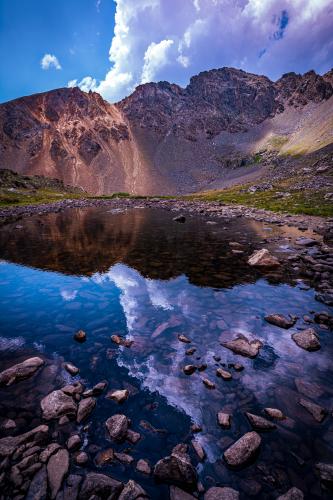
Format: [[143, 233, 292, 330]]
[[41, 53, 62, 70], [72, 0, 333, 102]]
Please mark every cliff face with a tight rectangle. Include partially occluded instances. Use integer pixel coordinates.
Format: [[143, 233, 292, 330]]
[[0, 68, 332, 195]]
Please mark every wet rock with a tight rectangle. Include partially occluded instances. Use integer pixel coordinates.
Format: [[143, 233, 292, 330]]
[[247, 249, 280, 268], [0, 357, 44, 386], [170, 486, 196, 499], [119, 479, 148, 499], [298, 398, 327, 422], [191, 439, 206, 461], [0, 425, 49, 458], [80, 472, 123, 500], [62, 382, 84, 396], [83, 381, 108, 397], [264, 408, 285, 420], [316, 463, 333, 484], [73, 330, 86, 342], [47, 448, 69, 499], [115, 452, 134, 464], [186, 348, 196, 355], [77, 397, 96, 423], [191, 423, 202, 433], [41, 390, 77, 421], [173, 215, 186, 223], [233, 363, 244, 371], [183, 365, 197, 375], [202, 378, 215, 389], [63, 363, 79, 376], [136, 458, 151, 474], [221, 335, 262, 358], [178, 334, 191, 343], [216, 368, 232, 380], [75, 451, 88, 465], [154, 445, 198, 489], [217, 412, 231, 428], [40, 443, 61, 463], [291, 328, 320, 351], [0, 418, 16, 432], [26, 465, 47, 500], [105, 414, 129, 441], [276, 487, 304, 499], [107, 389, 129, 404], [204, 487, 240, 500], [245, 412, 276, 431], [56, 474, 82, 500], [111, 335, 133, 347], [265, 314, 296, 329], [294, 378, 324, 399], [224, 431, 261, 467], [95, 448, 114, 465], [198, 364, 207, 372], [126, 429, 141, 444], [66, 434, 81, 451]]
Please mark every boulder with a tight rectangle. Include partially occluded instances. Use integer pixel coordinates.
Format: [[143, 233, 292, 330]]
[[221, 335, 262, 358], [41, 390, 77, 420], [245, 412, 276, 431], [106, 414, 129, 441], [247, 249, 280, 268], [224, 432, 261, 467], [118, 479, 148, 499], [154, 446, 197, 489], [80, 472, 123, 500], [126, 429, 141, 444], [204, 487, 240, 500], [0, 357, 44, 386], [265, 314, 296, 329], [47, 448, 69, 499], [292, 329, 320, 351], [277, 487, 304, 499], [77, 397, 96, 423]]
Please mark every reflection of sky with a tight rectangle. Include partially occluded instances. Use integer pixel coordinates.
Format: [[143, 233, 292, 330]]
[[1, 260, 332, 463]]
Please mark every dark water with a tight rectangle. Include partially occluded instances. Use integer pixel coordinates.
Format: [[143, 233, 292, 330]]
[[0, 207, 332, 498]]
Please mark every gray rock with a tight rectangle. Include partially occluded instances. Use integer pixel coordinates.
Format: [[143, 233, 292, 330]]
[[26, 465, 47, 500], [47, 448, 69, 499], [276, 487, 304, 499], [106, 414, 129, 441], [295, 237, 317, 247], [0, 425, 49, 458], [154, 446, 197, 489], [118, 479, 148, 499], [247, 249, 280, 268], [299, 398, 327, 422], [77, 397, 96, 423], [0, 357, 44, 386], [224, 431, 261, 467], [80, 472, 123, 500], [41, 390, 77, 420], [265, 314, 296, 329], [245, 412, 276, 431], [202, 378, 215, 389], [221, 334, 262, 358], [316, 463, 333, 483], [292, 328, 320, 351], [204, 487, 240, 500]]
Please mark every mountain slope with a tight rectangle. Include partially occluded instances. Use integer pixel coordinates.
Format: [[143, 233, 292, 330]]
[[0, 68, 332, 195]]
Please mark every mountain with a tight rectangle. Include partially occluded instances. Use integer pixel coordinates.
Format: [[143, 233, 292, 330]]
[[0, 67, 332, 195]]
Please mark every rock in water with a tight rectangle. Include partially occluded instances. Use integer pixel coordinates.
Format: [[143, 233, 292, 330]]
[[247, 249, 280, 268], [26, 465, 48, 500], [107, 389, 129, 403], [41, 390, 77, 420], [80, 472, 123, 500], [216, 368, 232, 380], [47, 448, 69, 499], [264, 408, 285, 420], [136, 459, 151, 475], [217, 412, 231, 428], [73, 329, 86, 342], [191, 439, 206, 461], [276, 487, 304, 499], [245, 412, 276, 431], [224, 432, 261, 467], [63, 362, 79, 375], [316, 463, 333, 483], [292, 329, 320, 351], [173, 215, 186, 223], [265, 314, 296, 329], [154, 445, 198, 489], [178, 334, 192, 343], [77, 397, 96, 423], [105, 414, 129, 441], [170, 485, 197, 499], [119, 479, 148, 499], [0, 357, 44, 386], [298, 398, 327, 422], [221, 334, 262, 358], [204, 487, 240, 499], [183, 365, 197, 375]]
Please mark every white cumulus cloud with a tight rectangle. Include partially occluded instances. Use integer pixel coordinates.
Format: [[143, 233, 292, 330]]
[[41, 53, 62, 70]]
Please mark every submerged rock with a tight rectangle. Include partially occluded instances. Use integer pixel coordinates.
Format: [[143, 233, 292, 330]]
[[247, 249, 280, 268], [136, 458, 151, 475], [41, 390, 77, 420], [224, 431, 261, 467], [221, 335, 262, 358], [47, 448, 69, 499], [154, 445, 198, 489], [204, 487, 240, 500], [298, 398, 327, 422], [264, 408, 285, 420], [107, 389, 129, 403], [170, 485, 196, 499], [245, 412, 276, 431], [77, 397, 96, 423], [216, 368, 232, 380], [316, 463, 333, 483], [217, 412, 231, 428], [183, 365, 197, 375], [63, 362, 79, 375], [265, 314, 296, 329], [291, 328, 320, 351], [178, 334, 192, 343], [80, 472, 123, 500], [0, 357, 44, 386], [119, 479, 148, 499], [277, 487, 304, 499], [202, 378, 215, 389], [106, 414, 129, 441]]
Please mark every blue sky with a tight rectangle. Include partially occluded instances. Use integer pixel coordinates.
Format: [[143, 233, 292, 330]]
[[0, 0, 332, 104], [0, 0, 116, 102]]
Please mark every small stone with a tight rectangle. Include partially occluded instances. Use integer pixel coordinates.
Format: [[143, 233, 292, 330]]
[[202, 378, 215, 389], [170, 485, 196, 499], [47, 448, 69, 499], [178, 334, 191, 343], [204, 486, 240, 500], [136, 459, 151, 474], [73, 330, 86, 342], [77, 397, 96, 423], [111, 335, 133, 347], [119, 479, 148, 499], [40, 443, 61, 463], [292, 329, 320, 351], [224, 431, 261, 467], [191, 440, 206, 461], [107, 389, 129, 404], [299, 398, 327, 422], [0, 418, 16, 431], [105, 414, 129, 441], [63, 363, 79, 376], [245, 412, 276, 431], [276, 487, 304, 499], [95, 448, 114, 465], [247, 249, 280, 268], [264, 408, 285, 420], [198, 364, 207, 371], [186, 347, 196, 355], [217, 412, 231, 428], [66, 434, 81, 451], [265, 314, 296, 329], [216, 368, 232, 380], [75, 451, 88, 465], [114, 452, 134, 464], [0, 357, 44, 386], [183, 365, 196, 375], [233, 363, 244, 371], [222, 335, 262, 358], [126, 429, 141, 444], [41, 390, 77, 420]]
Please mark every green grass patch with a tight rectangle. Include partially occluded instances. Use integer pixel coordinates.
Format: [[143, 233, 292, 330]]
[[0, 189, 83, 207]]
